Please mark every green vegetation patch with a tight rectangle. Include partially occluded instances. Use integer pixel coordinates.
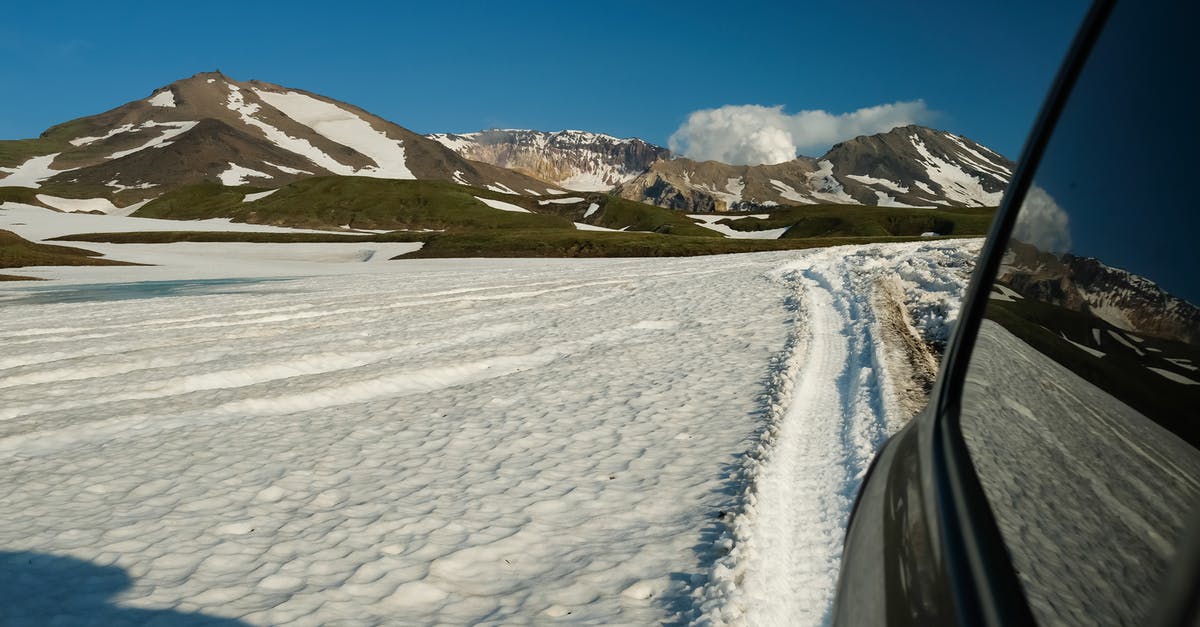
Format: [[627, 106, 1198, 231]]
[[0, 229, 138, 268], [707, 204, 995, 238], [134, 178, 576, 231], [986, 298, 1200, 447], [398, 229, 936, 259]]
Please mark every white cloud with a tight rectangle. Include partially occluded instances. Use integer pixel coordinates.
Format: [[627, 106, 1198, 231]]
[[668, 101, 933, 165], [1012, 184, 1072, 253]]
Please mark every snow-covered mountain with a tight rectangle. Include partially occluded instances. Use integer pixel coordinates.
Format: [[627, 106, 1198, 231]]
[[427, 129, 669, 192], [613, 125, 1014, 211], [0, 72, 561, 211]]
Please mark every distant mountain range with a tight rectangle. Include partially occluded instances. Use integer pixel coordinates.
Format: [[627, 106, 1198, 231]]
[[0, 72, 1012, 217], [427, 130, 669, 192]]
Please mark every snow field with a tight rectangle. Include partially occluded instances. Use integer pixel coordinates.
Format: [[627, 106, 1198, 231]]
[[0, 254, 801, 625]]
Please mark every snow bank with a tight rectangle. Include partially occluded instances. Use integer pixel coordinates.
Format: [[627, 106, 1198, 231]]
[[34, 195, 120, 214], [219, 163, 273, 186]]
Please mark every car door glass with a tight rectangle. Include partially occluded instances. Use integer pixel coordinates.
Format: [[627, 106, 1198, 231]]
[[957, 1, 1200, 625]]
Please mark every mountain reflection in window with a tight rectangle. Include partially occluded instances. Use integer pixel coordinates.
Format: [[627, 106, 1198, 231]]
[[961, 203, 1200, 625], [956, 2, 1198, 622]]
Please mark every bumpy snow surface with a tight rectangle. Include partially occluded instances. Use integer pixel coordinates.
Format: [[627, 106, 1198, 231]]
[[0, 240, 977, 625]]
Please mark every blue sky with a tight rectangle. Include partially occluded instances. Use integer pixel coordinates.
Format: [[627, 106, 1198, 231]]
[[0, 0, 1088, 160]]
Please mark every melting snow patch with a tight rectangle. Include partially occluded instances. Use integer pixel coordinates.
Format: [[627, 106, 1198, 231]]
[[219, 163, 273, 186], [452, 170, 469, 186], [35, 195, 120, 214], [845, 173, 909, 193], [910, 134, 1003, 206], [1062, 333, 1106, 358], [524, 189, 541, 196], [475, 196, 530, 213], [1147, 367, 1200, 385], [70, 123, 137, 147], [147, 90, 177, 108], [583, 203, 600, 218], [107, 121, 199, 160], [263, 161, 313, 176], [254, 89, 415, 180], [242, 189, 279, 203], [538, 197, 585, 205], [485, 182, 519, 195], [1106, 330, 1145, 356], [226, 84, 353, 175], [1166, 358, 1198, 371], [769, 179, 814, 204], [0, 154, 67, 188], [804, 160, 857, 204], [573, 222, 622, 232]]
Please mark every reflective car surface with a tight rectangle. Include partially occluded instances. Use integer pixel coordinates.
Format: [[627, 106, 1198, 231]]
[[833, 1, 1200, 625]]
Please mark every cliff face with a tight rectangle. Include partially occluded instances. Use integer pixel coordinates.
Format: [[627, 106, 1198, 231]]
[[428, 129, 669, 192]]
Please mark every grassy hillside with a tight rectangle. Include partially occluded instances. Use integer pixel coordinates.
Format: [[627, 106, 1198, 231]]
[[986, 298, 1200, 447], [134, 178, 575, 231], [0, 229, 137, 269], [707, 204, 995, 238], [399, 230, 938, 258]]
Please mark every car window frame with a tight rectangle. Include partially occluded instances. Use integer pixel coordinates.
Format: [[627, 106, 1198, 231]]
[[920, 1, 1117, 624]]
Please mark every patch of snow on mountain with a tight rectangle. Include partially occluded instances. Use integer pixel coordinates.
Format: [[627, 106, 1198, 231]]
[[427, 133, 475, 153], [942, 132, 1012, 178], [226, 84, 354, 175], [243, 190, 279, 203], [845, 173, 909, 194], [70, 123, 138, 147], [573, 222, 623, 232], [107, 121, 199, 160], [147, 90, 177, 108], [474, 196, 530, 213], [538, 197, 585, 205], [485, 183, 518, 195], [769, 179, 814, 204], [263, 162, 313, 176], [1062, 333, 1106, 358], [106, 180, 157, 193], [0, 154, 67, 188], [451, 170, 469, 185], [872, 191, 930, 208], [219, 163, 273, 186], [688, 214, 787, 239], [254, 90, 415, 180], [804, 160, 857, 204], [910, 134, 1003, 207], [35, 195, 120, 214], [1147, 367, 1199, 385], [525, 189, 542, 196], [584, 203, 600, 218]]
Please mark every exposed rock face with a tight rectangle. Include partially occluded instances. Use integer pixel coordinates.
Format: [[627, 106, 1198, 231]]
[[613, 125, 1015, 212], [427, 129, 669, 192], [999, 240, 1200, 344], [0, 71, 559, 209]]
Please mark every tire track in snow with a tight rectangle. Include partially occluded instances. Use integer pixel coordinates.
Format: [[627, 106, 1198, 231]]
[[694, 241, 979, 626]]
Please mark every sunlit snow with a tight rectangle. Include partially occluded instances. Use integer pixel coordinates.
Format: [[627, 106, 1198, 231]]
[[0, 210, 980, 624], [474, 196, 530, 213], [254, 90, 415, 180]]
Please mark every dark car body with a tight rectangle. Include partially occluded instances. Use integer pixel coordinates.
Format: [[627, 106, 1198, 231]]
[[833, 1, 1200, 625]]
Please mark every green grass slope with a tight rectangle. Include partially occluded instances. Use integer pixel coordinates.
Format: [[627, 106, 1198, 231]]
[[0, 230, 137, 268], [706, 204, 995, 238], [134, 178, 575, 231]]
